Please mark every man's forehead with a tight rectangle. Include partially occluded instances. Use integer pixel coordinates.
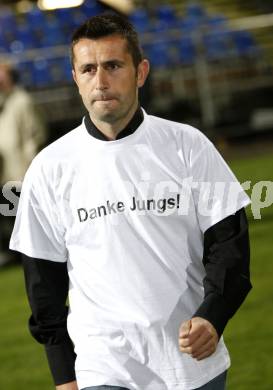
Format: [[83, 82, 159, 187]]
[[73, 36, 133, 68], [74, 36, 128, 56]]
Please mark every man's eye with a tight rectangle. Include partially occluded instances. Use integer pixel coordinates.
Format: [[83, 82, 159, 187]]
[[83, 67, 96, 74], [107, 63, 120, 70]]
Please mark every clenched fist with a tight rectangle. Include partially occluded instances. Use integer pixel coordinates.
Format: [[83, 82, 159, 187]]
[[178, 317, 219, 361]]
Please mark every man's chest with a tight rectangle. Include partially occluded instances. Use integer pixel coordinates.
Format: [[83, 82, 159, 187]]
[[54, 142, 192, 231]]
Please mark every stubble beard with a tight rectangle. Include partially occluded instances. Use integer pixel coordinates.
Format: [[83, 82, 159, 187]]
[[90, 96, 137, 125]]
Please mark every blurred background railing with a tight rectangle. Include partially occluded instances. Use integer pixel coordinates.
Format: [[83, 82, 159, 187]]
[[1, 0, 273, 140]]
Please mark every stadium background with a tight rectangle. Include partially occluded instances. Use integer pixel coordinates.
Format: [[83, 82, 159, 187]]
[[0, 0, 273, 389]]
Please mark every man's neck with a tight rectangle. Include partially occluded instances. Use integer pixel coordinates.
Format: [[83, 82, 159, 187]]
[[84, 105, 144, 142], [89, 102, 139, 141]]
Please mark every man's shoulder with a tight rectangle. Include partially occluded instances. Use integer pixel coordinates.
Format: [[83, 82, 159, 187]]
[[28, 122, 83, 174], [146, 113, 210, 144], [42, 123, 83, 155]]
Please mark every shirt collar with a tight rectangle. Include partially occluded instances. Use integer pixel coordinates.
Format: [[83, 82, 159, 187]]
[[84, 106, 144, 141]]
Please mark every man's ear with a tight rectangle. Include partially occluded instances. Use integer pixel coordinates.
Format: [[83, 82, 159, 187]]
[[137, 59, 150, 88]]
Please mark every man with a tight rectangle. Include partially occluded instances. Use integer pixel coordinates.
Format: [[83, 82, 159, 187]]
[[10, 14, 251, 390], [0, 63, 45, 265], [0, 63, 45, 184]]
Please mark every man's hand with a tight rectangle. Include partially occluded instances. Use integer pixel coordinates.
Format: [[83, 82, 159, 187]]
[[56, 381, 78, 390], [178, 317, 219, 361]]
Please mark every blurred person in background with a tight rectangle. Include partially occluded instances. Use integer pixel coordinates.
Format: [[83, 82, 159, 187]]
[[10, 14, 251, 390], [0, 62, 46, 265]]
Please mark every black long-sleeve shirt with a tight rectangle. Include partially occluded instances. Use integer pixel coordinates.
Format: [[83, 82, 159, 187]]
[[21, 108, 252, 385]]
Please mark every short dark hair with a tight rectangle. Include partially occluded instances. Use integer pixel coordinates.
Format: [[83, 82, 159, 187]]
[[70, 13, 143, 69]]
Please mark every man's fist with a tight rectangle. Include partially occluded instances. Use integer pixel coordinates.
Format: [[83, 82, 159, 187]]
[[178, 317, 219, 361]]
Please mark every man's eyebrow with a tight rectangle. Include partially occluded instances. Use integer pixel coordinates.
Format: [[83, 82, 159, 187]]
[[78, 59, 125, 71], [102, 59, 125, 65], [78, 63, 95, 72]]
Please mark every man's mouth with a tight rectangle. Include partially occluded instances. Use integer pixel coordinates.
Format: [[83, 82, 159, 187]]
[[94, 95, 116, 102]]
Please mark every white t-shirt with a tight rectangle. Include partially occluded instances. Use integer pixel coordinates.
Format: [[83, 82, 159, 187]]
[[10, 110, 250, 390]]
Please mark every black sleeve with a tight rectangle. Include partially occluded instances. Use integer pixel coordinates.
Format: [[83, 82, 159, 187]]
[[193, 208, 252, 337], [22, 255, 76, 386]]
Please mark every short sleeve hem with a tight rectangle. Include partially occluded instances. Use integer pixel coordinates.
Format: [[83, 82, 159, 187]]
[[9, 241, 67, 263], [201, 197, 251, 233]]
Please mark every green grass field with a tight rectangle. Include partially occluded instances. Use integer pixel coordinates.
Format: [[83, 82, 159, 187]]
[[225, 153, 273, 390], [0, 153, 272, 389]]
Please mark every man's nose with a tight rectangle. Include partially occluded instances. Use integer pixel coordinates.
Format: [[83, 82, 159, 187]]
[[95, 67, 108, 90]]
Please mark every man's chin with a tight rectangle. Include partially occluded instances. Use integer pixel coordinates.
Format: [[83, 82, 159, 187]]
[[94, 99, 118, 108], [92, 109, 120, 124]]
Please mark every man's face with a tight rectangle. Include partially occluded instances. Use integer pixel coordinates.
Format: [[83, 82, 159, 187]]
[[72, 35, 149, 125]]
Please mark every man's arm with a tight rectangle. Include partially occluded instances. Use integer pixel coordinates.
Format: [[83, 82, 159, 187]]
[[56, 381, 78, 390], [179, 208, 252, 359], [22, 256, 77, 388]]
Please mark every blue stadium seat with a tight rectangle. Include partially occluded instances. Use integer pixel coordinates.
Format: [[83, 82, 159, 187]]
[[0, 9, 17, 33], [129, 9, 150, 33], [16, 23, 37, 50], [0, 10, 17, 52], [47, 57, 73, 85], [156, 5, 177, 24], [48, 58, 66, 84], [62, 56, 73, 83], [179, 16, 201, 32], [55, 7, 74, 27], [185, 2, 206, 20], [32, 58, 51, 88], [0, 38, 5, 53], [178, 35, 196, 65], [0, 28, 9, 52], [153, 6, 179, 34], [180, 2, 207, 31], [9, 40, 25, 54], [40, 20, 66, 47], [72, 9, 87, 29], [80, 0, 103, 16], [26, 6, 46, 29], [203, 29, 234, 61], [206, 14, 227, 27], [144, 40, 176, 68], [232, 30, 259, 57]]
